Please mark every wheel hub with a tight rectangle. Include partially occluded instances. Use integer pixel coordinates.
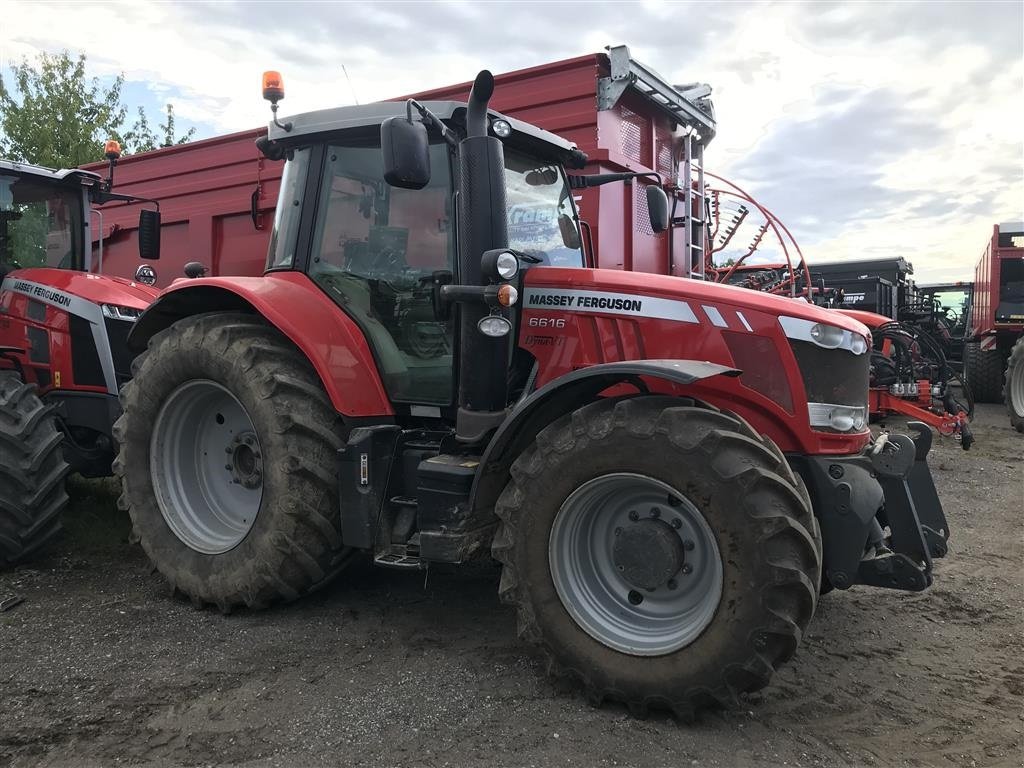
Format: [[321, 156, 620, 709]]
[[613, 519, 684, 591], [228, 432, 263, 490]]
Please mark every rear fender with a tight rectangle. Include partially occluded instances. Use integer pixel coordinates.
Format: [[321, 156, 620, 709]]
[[129, 274, 393, 417], [469, 359, 739, 516]]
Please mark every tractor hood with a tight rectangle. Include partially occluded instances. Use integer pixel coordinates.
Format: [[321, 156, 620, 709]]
[[4, 268, 159, 311], [523, 267, 872, 338]]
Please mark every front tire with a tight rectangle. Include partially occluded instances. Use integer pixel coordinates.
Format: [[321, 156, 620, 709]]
[[0, 372, 68, 567], [114, 313, 352, 610], [1006, 337, 1024, 433], [492, 397, 821, 717]]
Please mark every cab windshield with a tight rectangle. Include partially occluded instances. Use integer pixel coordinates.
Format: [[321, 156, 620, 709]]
[[504, 148, 583, 267], [0, 173, 84, 274]]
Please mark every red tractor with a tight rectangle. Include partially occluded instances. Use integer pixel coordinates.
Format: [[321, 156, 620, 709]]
[[0, 152, 161, 565], [115, 71, 950, 715]]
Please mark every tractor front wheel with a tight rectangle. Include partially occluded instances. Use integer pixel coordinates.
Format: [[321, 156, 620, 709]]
[[0, 372, 68, 568], [1006, 336, 1024, 433], [114, 313, 352, 610], [493, 397, 821, 717]]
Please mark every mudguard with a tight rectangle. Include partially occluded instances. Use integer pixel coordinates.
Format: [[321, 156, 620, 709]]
[[128, 273, 394, 417], [469, 359, 739, 516]]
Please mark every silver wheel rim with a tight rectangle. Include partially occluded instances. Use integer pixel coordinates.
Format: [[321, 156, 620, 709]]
[[1012, 360, 1024, 418], [549, 473, 723, 656], [150, 380, 263, 554]]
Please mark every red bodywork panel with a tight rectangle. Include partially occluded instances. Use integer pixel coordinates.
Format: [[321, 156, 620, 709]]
[[972, 224, 1024, 340], [520, 268, 871, 455], [0, 268, 157, 395], [145, 272, 393, 417], [835, 308, 892, 329], [82, 53, 690, 284]]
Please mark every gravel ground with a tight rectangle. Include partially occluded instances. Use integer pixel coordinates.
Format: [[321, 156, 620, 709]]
[[1, 404, 1021, 768]]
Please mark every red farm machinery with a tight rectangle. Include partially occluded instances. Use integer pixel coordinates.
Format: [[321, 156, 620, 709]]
[[103, 60, 953, 717], [0, 151, 162, 564]]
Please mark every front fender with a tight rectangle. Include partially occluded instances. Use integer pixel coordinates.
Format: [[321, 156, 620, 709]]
[[469, 359, 739, 516], [129, 273, 393, 417]]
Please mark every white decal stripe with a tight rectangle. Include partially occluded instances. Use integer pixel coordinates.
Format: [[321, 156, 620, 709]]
[[981, 336, 996, 351], [522, 288, 697, 323], [702, 305, 728, 328], [736, 311, 753, 332]]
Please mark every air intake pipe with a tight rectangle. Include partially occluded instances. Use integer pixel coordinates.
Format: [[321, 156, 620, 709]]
[[455, 70, 511, 443]]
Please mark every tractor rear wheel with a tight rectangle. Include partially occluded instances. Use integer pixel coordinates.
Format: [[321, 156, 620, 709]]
[[493, 397, 820, 718], [0, 372, 68, 568], [964, 341, 1005, 403], [114, 313, 352, 610], [1006, 336, 1024, 433]]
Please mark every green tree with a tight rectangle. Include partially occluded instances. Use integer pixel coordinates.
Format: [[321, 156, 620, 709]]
[[0, 50, 195, 169]]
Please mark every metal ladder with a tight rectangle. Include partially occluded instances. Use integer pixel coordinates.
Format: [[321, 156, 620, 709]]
[[680, 132, 707, 280]]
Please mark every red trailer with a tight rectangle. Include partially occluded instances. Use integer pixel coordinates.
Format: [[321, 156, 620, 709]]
[[84, 46, 715, 287], [962, 223, 1024, 428]]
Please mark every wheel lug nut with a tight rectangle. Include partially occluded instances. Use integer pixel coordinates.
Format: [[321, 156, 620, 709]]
[[225, 447, 232, 453], [649, 508, 660, 518], [225, 464, 232, 471], [683, 540, 695, 551], [681, 564, 693, 575], [671, 518, 682, 529], [667, 579, 678, 590], [614, 527, 623, 536], [628, 510, 639, 522]]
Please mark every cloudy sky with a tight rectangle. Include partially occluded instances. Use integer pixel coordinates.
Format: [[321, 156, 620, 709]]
[[2, 0, 1021, 282]]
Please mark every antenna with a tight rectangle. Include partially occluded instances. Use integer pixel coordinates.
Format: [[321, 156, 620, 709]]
[[342, 64, 360, 106]]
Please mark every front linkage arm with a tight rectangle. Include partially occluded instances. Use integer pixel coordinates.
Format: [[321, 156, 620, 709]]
[[793, 422, 950, 592]]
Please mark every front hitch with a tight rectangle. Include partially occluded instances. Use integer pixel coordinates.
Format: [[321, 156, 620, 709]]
[[792, 422, 950, 592]]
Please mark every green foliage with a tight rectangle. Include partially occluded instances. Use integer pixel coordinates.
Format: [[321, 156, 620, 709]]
[[0, 50, 195, 169]]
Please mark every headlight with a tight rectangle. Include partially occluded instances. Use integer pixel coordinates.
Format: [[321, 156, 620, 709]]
[[496, 251, 519, 279], [491, 119, 512, 138], [478, 315, 511, 337], [807, 403, 867, 432], [101, 304, 143, 322], [779, 316, 869, 355]]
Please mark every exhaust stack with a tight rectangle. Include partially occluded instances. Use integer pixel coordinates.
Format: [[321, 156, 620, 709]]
[[455, 71, 511, 443]]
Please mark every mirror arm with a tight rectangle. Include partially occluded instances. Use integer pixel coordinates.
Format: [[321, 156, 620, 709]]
[[407, 99, 459, 147], [92, 190, 160, 209], [568, 171, 664, 189]]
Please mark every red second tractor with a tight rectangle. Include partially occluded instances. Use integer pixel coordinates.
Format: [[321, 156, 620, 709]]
[[113, 71, 951, 715], [0, 154, 161, 565]]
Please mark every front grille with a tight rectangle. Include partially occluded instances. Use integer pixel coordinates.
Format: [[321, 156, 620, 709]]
[[789, 340, 869, 408], [104, 318, 135, 389]]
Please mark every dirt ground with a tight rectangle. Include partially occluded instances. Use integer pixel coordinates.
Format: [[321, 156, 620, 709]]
[[1, 404, 1021, 768]]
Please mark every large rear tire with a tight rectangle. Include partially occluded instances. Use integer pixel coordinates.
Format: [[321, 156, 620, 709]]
[[1006, 336, 1024, 433], [113, 313, 353, 610], [492, 397, 821, 718], [0, 372, 68, 568], [964, 341, 1005, 404]]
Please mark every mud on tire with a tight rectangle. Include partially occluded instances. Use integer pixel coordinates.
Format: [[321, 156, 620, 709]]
[[0, 372, 68, 567], [114, 313, 352, 610], [492, 396, 821, 718]]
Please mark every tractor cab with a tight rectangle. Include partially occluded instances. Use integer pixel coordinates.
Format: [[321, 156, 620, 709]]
[[0, 162, 98, 277]]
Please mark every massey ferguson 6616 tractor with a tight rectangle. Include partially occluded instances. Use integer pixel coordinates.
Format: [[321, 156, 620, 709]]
[[115, 71, 950, 715], [0, 152, 160, 565]]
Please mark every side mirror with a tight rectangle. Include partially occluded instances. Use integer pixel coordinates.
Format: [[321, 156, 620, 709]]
[[646, 185, 669, 233], [381, 116, 430, 190], [558, 214, 581, 250], [138, 209, 161, 260]]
